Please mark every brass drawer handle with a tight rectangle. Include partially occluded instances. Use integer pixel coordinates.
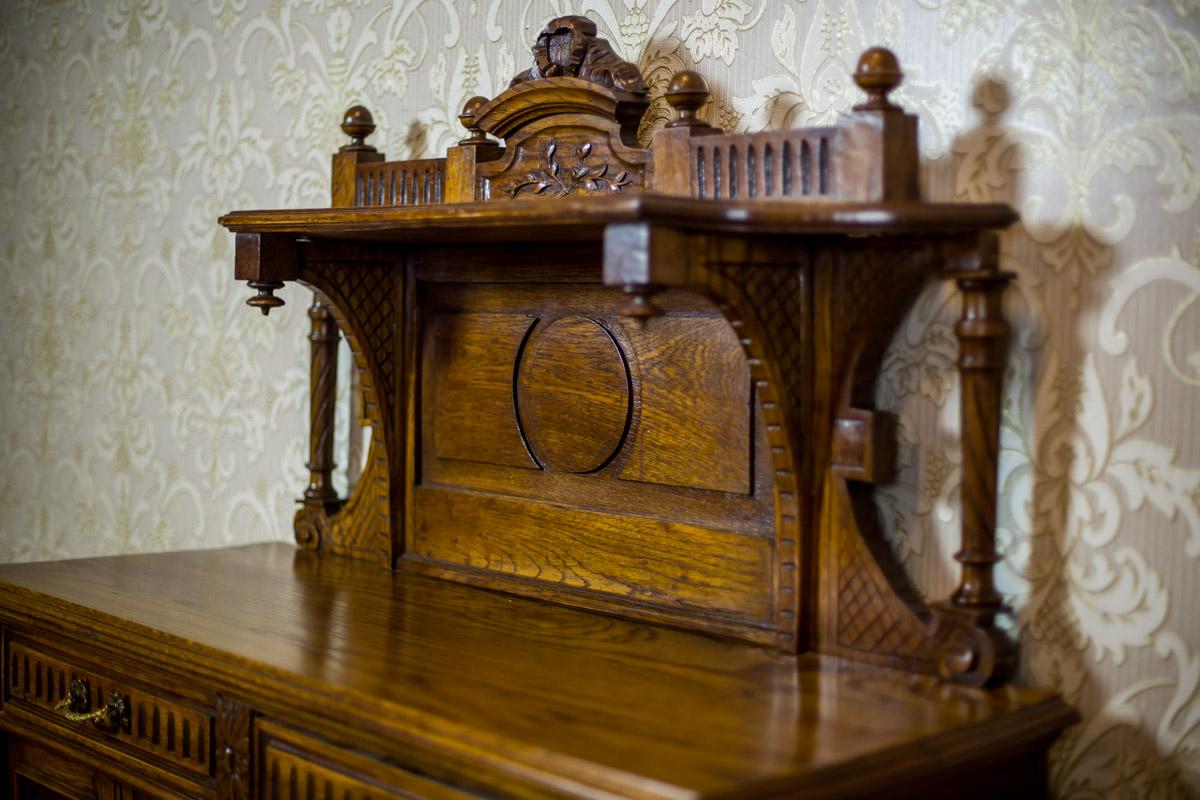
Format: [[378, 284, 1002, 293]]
[[53, 678, 129, 729]]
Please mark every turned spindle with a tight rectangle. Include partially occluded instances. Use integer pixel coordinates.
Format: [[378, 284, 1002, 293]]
[[303, 296, 340, 509], [930, 234, 1017, 686]]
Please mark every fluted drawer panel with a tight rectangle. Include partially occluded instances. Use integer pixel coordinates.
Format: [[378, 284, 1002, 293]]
[[258, 720, 476, 800], [5, 638, 213, 777]]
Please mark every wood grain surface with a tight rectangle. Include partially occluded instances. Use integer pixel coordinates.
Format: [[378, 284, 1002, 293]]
[[0, 544, 1074, 799]]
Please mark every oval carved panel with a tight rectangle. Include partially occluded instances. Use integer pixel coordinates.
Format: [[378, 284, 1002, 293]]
[[516, 316, 632, 473]]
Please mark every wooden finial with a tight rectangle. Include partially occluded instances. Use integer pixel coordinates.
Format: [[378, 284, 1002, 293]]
[[665, 70, 712, 129], [246, 280, 285, 315], [339, 105, 377, 152], [458, 96, 491, 146], [853, 48, 903, 111]]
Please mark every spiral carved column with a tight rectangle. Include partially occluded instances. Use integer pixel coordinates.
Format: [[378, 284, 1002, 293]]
[[303, 294, 341, 511]]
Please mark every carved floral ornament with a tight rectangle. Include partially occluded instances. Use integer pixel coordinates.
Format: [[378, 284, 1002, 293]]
[[510, 139, 634, 197]]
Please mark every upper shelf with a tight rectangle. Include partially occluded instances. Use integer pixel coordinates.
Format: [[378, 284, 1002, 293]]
[[219, 195, 1018, 243], [220, 18, 1017, 247]]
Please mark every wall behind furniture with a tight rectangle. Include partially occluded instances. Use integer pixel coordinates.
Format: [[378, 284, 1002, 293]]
[[1, 0, 1197, 795]]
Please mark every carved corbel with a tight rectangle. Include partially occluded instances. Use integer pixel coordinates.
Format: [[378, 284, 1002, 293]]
[[234, 232, 298, 315], [603, 222, 688, 321]]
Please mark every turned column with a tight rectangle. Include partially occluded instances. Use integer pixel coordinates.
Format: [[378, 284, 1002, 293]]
[[930, 233, 1017, 686], [303, 295, 340, 509], [953, 271, 1010, 611]]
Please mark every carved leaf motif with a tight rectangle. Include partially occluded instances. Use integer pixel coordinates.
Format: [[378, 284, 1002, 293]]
[[509, 137, 635, 198]]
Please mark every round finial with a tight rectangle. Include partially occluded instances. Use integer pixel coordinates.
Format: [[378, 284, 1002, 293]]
[[339, 105, 376, 151], [458, 95, 491, 146], [665, 70, 711, 129], [853, 47, 903, 110]]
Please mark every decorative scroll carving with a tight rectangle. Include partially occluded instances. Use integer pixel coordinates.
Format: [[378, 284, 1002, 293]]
[[215, 697, 251, 800], [469, 15, 650, 198], [510, 139, 634, 198], [510, 15, 647, 95]]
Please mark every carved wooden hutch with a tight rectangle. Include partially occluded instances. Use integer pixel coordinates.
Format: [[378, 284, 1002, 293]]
[[0, 19, 1075, 800]]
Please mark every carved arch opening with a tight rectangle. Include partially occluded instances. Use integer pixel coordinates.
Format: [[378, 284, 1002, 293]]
[[294, 257, 400, 566]]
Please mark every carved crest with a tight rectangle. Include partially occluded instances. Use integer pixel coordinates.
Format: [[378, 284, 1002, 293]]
[[511, 16, 648, 96]]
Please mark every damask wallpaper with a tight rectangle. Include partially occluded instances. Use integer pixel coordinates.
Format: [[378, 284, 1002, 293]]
[[0, 0, 1198, 795]]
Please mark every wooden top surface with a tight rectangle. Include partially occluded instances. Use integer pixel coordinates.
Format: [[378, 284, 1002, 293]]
[[0, 544, 1071, 799], [219, 194, 1017, 243]]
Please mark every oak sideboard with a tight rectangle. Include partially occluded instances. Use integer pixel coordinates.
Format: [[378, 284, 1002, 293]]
[[0, 17, 1076, 800]]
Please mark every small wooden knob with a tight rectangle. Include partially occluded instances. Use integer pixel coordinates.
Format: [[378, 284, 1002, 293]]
[[458, 95, 491, 146], [665, 70, 711, 129], [853, 48, 903, 111], [340, 105, 376, 151]]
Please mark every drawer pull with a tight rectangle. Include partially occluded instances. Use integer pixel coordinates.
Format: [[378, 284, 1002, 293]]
[[54, 678, 129, 729]]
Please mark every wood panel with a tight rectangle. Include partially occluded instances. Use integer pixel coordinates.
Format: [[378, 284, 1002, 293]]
[[616, 316, 751, 494], [9, 739, 100, 800], [429, 312, 537, 470], [411, 276, 771, 637], [410, 486, 774, 624]]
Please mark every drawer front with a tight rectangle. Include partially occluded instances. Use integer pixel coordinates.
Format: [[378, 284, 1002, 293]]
[[258, 720, 475, 800], [5, 638, 213, 779]]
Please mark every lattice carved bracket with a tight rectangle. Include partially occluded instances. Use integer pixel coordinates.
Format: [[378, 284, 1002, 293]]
[[602, 227, 1017, 684], [269, 241, 403, 566]]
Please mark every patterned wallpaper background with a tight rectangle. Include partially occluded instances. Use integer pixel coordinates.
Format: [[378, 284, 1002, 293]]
[[1, 0, 1198, 795]]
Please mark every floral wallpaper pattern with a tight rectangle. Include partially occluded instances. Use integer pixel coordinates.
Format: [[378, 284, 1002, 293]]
[[1, 0, 1198, 795]]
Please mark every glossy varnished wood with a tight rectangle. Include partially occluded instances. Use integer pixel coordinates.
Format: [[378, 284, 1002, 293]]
[[219, 195, 1018, 242], [3, 28, 1075, 800], [0, 545, 1074, 799]]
